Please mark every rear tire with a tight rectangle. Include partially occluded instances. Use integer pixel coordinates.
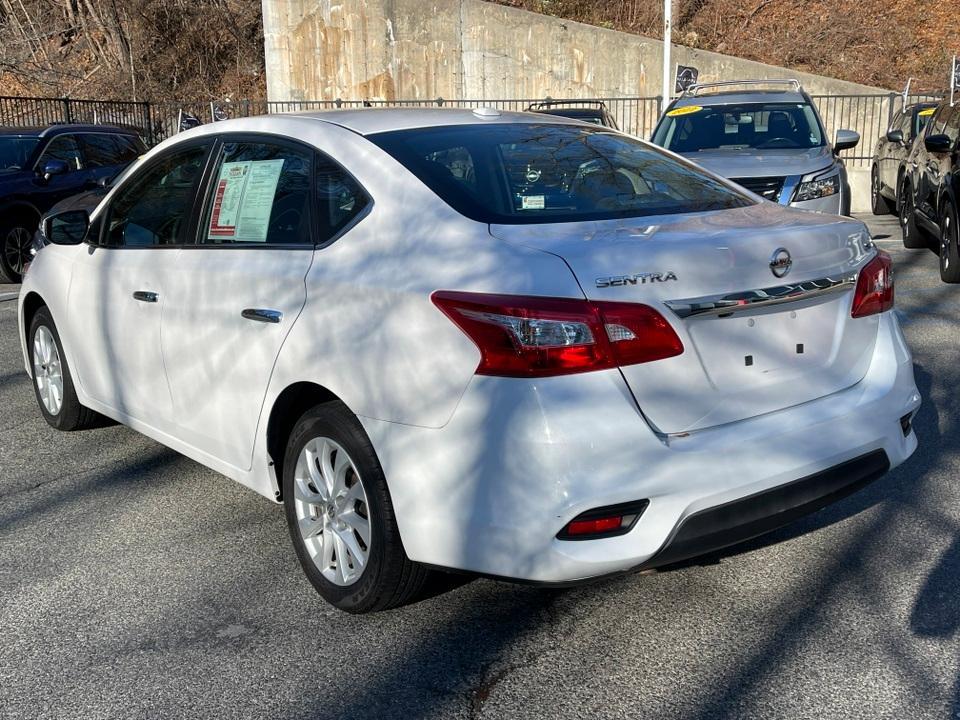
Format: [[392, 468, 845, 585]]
[[899, 181, 927, 249], [282, 401, 432, 613], [28, 306, 102, 431], [0, 216, 36, 283], [939, 200, 960, 284], [871, 166, 892, 215]]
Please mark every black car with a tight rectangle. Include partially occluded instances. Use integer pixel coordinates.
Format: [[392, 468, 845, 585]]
[[900, 101, 960, 282], [0, 124, 146, 282], [871, 101, 938, 215], [526, 100, 619, 130]]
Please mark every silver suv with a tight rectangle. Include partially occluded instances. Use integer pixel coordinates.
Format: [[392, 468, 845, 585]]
[[651, 80, 860, 215]]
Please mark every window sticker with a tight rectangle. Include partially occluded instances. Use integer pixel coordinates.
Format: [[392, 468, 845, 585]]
[[918, 108, 936, 117], [666, 105, 703, 117], [207, 159, 284, 242], [521, 195, 545, 210]]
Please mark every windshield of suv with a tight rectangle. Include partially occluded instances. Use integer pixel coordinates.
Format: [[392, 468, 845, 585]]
[[370, 124, 752, 224], [653, 102, 825, 152], [0, 137, 40, 172]]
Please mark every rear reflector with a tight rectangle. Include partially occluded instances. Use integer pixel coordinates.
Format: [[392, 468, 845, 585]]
[[432, 291, 683, 377], [851, 251, 894, 318], [557, 500, 650, 541]]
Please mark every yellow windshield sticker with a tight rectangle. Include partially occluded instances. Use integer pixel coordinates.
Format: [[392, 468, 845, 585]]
[[667, 105, 703, 117], [918, 108, 936, 117]]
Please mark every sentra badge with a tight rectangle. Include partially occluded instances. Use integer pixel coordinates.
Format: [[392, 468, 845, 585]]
[[595, 271, 678, 288]]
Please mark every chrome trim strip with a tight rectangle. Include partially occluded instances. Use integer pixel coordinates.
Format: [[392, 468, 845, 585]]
[[664, 272, 857, 319]]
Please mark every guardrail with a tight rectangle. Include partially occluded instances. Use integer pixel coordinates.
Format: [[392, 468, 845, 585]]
[[0, 92, 946, 167]]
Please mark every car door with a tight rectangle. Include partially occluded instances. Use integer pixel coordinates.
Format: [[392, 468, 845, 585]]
[[30, 134, 89, 212], [66, 140, 213, 426], [938, 109, 960, 220], [878, 110, 901, 190], [160, 135, 337, 471], [920, 106, 956, 224]]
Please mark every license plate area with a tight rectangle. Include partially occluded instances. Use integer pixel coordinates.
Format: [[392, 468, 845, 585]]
[[687, 305, 833, 388]]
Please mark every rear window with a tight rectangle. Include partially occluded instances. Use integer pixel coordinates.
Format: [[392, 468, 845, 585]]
[[369, 124, 752, 224]]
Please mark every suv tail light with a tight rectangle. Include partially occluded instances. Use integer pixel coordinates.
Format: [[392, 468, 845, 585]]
[[851, 251, 894, 318], [431, 291, 683, 377]]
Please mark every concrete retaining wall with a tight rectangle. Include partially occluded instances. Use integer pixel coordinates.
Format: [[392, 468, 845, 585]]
[[261, 0, 888, 102]]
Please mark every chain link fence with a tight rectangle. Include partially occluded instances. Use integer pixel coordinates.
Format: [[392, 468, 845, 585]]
[[0, 92, 946, 167]]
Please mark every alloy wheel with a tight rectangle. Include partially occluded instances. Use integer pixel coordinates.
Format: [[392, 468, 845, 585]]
[[32, 325, 64, 415], [944, 211, 954, 273], [871, 169, 879, 205], [900, 192, 912, 239], [4, 226, 33, 278], [293, 437, 372, 586]]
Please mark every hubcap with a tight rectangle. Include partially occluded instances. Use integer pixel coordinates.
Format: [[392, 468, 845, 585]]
[[32, 326, 63, 415], [293, 437, 371, 586], [4, 226, 33, 276], [872, 171, 879, 203]]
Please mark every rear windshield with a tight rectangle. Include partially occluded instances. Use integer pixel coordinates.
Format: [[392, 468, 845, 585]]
[[653, 102, 825, 152], [0, 136, 39, 172], [369, 124, 752, 224]]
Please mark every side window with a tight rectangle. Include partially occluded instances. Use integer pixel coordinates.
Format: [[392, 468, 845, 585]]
[[888, 110, 902, 133], [106, 144, 209, 247], [944, 109, 960, 144], [112, 135, 144, 163], [38, 135, 83, 171], [316, 152, 369, 242], [201, 140, 311, 245], [80, 134, 123, 167]]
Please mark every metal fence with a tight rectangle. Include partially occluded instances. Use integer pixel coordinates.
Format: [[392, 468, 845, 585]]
[[0, 92, 947, 167]]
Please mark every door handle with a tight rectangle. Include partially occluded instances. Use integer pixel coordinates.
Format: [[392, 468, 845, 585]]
[[133, 291, 159, 303], [241, 308, 282, 324]]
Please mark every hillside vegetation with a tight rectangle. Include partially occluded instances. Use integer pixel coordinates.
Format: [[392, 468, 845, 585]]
[[0, 0, 954, 101]]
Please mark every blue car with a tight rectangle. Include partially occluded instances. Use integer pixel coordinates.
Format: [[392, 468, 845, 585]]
[[0, 124, 146, 282]]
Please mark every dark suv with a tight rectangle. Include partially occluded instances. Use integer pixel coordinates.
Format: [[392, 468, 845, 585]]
[[526, 100, 619, 130], [0, 124, 145, 282], [900, 101, 960, 282], [871, 101, 938, 215]]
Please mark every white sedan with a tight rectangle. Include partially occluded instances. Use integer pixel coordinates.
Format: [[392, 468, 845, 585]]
[[19, 109, 920, 613]]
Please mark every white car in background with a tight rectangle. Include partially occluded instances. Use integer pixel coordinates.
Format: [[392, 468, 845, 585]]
[[19, 109, 920, 613]]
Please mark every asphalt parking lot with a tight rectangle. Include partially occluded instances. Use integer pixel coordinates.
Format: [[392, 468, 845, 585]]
[[1, 214, 958, 720]]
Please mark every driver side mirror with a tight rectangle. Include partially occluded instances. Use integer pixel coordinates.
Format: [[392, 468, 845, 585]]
[[886, 129, 904, 144], [43, 209, 89, 246], [40, 159, 68, 182], [924, 133, 953, 154], [834, 129, 860, 153]]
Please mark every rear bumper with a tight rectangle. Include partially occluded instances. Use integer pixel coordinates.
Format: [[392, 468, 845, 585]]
[[639, 449, 890, 570], [361, 311, 919, 583]]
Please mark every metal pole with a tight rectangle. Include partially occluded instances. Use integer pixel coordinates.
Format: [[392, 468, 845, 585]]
[[951, 55, 956, 106], [662, 0, 672, 112]]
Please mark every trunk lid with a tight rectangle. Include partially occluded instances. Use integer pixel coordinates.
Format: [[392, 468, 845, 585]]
[[490, 203, 878, 434]]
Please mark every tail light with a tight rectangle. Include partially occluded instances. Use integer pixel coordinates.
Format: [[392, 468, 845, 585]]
[[556, 500, 650, 540], [431, 291, 683, 377], [851, 251, 894, 318]]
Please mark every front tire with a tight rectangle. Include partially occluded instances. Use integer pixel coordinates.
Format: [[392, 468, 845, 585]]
[[282, 401, 432, 613], [28, 306, 102, 430], [871, 166, 892, 215], [939, 200, 960, 283], [899, 181, 927, 249], [0, 218, 35, 283]]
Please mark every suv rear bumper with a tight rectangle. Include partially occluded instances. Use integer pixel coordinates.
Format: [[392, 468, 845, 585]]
[[361, 311, 919, 583]]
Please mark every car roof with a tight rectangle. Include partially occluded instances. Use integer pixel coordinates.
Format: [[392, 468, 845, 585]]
[[288, 107, 586, 136], [670, 90, 809, 107], [0, 123, 139, 138]]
